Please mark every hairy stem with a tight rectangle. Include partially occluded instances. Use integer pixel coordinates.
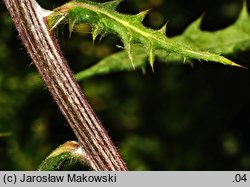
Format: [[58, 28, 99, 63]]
[[4, 0, 127, 171]]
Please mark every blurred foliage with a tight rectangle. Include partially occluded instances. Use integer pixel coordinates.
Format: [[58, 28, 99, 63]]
[[0, 0, 250, 170]]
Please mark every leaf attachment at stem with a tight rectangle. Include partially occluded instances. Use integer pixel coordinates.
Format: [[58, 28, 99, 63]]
[[38, 141, 91, 171]]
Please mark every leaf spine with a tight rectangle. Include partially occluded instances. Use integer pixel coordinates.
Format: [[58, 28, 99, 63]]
[[148, 48, 155, 72], [102, 0, 124, 10], [158, 22, 167, 34], [134, 9, 150, 23]]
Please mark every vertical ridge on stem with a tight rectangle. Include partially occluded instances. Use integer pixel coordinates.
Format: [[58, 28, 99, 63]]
[[4, 0, 127, 171]]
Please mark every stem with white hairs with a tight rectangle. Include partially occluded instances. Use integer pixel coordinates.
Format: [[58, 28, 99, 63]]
[[3, 0, 127, 171]]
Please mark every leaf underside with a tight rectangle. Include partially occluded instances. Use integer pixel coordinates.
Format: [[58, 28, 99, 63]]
[[46, 0, 248, 80]]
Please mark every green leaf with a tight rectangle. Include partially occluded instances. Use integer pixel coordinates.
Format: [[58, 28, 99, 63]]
[[46, 0, 246, 80], [38, 141, 90, 171], [75, 45, 147, 80], [75, 4, 250, 80], [173, 4, 250, 56]]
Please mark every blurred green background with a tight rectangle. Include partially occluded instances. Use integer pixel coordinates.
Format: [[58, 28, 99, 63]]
[[1, 0, 250, 170]]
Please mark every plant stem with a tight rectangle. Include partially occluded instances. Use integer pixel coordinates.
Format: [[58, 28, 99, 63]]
[[4, 0, 127, 171]]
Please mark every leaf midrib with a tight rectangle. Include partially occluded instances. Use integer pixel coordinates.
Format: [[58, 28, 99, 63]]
[[70, 2, 163, 44]]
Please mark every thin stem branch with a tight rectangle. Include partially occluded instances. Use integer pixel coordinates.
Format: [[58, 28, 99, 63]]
[[4, 0, 127, 171]]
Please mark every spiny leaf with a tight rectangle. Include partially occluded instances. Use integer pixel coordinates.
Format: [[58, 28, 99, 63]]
[[174, 7, 250, 55], [74, 4, 250, 80], [46, 0, 244, 75], [75, 45, 147, 80], [102, 0, 124, 10]]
